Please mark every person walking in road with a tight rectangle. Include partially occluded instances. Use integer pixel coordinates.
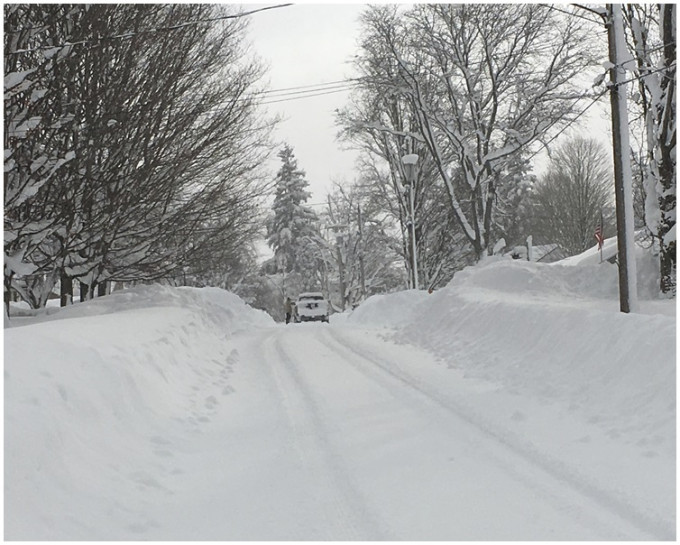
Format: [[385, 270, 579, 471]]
[[284, 297, 293, 324]]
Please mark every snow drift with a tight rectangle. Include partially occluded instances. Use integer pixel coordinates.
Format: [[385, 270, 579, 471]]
[[347, 250, 675, 427], [346, 247, 675, 536], [5, 285, 273, 539]]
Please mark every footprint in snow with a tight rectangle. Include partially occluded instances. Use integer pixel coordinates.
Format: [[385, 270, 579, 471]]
[[127, 518, 160, 535], [57, 384, 68, 402], [129, 472, 173, 495], [127, 522, 149, 535]]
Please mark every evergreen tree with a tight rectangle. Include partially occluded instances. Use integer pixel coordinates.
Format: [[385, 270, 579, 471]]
[[266, 145, 320, 280]]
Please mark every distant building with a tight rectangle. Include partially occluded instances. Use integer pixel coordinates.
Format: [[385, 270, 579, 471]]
[[510, 243, 569, 263], [532, 244, 571, 263]]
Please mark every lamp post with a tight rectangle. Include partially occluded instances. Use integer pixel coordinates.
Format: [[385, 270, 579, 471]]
[[401, 153, 419, 290]]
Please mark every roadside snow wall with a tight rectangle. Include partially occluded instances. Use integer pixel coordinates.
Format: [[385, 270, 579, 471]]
[[5, 285, 273, 539], [348, 254, 675, 453]]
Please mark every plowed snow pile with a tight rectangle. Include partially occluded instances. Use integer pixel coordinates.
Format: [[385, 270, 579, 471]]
[[347, 246, 675, 535], [5, 286, 273, 538]]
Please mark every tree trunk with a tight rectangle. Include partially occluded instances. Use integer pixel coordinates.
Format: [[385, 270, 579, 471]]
[[4, 272, 14, 319], [658, 4, 676, 295], [79, 281, 89, 303], [60, 273, 73, 307]]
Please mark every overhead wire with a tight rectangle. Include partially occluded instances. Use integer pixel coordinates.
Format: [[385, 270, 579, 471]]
[[526, 90, 608, 162], [7, 78, 362, 130], [548, 4, 605, 26], [252, 80, 359, 100], [569, 3, 608, 22], [251, 78, 359, 95], [6, 4, 293, 55], [258, 86, 357, 106], [525, 57, 674, 163]]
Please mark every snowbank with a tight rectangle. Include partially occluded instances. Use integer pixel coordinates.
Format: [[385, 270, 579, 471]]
[[405, 259, 674, 428], [347, 250, 675, 436], [345, 289, 430, 328], [5, 285, 273, 539], [346, 247, 676, 533]]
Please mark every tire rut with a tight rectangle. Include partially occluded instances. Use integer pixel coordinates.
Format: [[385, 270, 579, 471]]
[[262, 328, 390, 540], [320, 325, 673, 540]]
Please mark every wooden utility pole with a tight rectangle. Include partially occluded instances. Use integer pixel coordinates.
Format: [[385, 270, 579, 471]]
[[357, 204, 366, 301], [607, 4, 638, 313]]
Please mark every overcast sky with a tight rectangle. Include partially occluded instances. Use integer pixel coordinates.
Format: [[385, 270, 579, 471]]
[[245, 3, 366, 203]]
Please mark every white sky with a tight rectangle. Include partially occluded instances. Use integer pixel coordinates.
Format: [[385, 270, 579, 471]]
[[245, 3, 366, 202]]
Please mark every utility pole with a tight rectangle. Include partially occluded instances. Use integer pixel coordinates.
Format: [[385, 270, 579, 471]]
[[336, 232, 346, 311], [329, 223, 349, 311], [357, 204, 366, 301], [607, 4, 638, 313]]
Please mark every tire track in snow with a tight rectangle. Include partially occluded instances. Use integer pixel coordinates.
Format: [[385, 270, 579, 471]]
[[321, 326, 674, 540], [262, 328, 390, 540]]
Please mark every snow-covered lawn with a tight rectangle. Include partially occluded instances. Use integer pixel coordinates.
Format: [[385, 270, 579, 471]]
[[4, 249, 675, 540]]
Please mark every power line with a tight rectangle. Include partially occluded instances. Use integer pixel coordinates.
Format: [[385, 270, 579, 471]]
[[6, 4, 293, 55], [258, 86, 357, 106], [7, 80, 360, 128], [252, 78, 360, 96], [570, 4, 608, 22], [260, 87, 355, 105], [548, 4, 605, 27], [526, 60, 674, 162], [200, 83, 358, 113], [251, 81, 359, 100], [527, 90, 608, 162], [616, 65, 675, 86]]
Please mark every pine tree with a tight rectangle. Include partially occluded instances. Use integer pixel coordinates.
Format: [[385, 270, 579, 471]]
[[266, 145, 320, 278]]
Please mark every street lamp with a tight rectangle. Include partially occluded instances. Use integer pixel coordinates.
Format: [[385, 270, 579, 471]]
[[401, 153, 419, 290]]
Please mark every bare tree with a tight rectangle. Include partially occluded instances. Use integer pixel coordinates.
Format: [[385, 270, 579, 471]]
[[4, 5, 274, 310], [4, 5, 82, 311], [319, 181, 405, 309], [338, 10, 472, 289], [351, 4, 598, 260], [527, 137, 615, 255]]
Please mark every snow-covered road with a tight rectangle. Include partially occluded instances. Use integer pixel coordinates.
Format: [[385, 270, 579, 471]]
[[6, 262, 675, 540], [85, 323, 664, 541]]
